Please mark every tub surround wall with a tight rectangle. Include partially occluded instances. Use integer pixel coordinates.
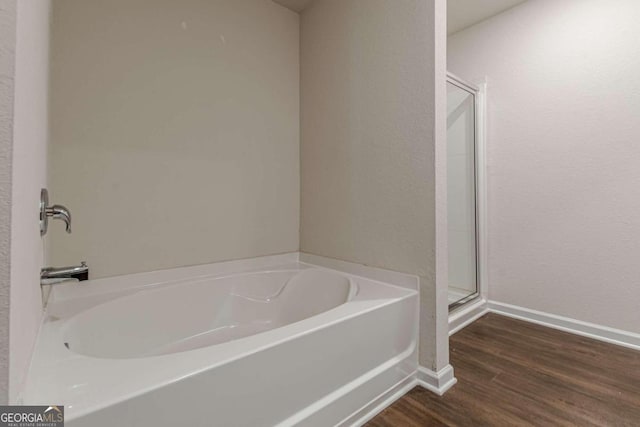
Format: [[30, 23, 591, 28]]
[[448, 0, 640, 334], [8, 0, 51, 403], [50, 0, 300, 279], [0, 0, 17, 405], [300, 0, 450, 373], [301, 0, 433, 279]]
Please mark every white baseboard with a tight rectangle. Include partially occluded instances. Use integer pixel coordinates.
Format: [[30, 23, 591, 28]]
[[416, 365, 457, 396], [342, 365, 458, 426], [488, 301, 640, 352], [449, 298, 488, 335]]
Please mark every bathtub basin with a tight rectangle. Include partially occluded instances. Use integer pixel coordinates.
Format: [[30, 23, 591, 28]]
[[65, 269, 355, 359], [24, 254, 418, 427]]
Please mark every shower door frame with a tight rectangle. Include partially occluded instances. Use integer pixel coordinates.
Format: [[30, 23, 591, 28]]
[[446, 72, 488, 312]]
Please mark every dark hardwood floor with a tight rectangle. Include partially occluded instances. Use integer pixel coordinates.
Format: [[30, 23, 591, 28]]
[[367, 313, 640, 426]]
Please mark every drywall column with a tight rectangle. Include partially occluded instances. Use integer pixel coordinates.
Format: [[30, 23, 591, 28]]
[[300, 0, 450, 374], [9, 0, 51, 402], [432, 0, 450, 375], [0, 0, 17, 405]]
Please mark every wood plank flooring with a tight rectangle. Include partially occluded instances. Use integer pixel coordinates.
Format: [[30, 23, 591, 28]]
[[367, 313, 640, 426]]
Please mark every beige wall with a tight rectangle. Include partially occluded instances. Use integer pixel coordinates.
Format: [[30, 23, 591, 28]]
[[300, 0, 449, 371], [50, 0, 300, 278], [449, 0, 640, 333]]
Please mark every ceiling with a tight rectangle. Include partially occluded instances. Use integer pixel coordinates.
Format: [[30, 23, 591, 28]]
[[272, 0, 313, 13], [272, 0, 528, 30], [448, 0, 528, 35]]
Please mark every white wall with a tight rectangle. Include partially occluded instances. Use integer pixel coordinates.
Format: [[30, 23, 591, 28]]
[[300, 0, 449, 371], [50, 0, 300, 279], [9, 0, 50, 403], [448, 0, 640, 333], [0, 0, 17, 405]]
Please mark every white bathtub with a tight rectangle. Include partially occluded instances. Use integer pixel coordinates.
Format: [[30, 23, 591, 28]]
[[25, 254, 418, 426]]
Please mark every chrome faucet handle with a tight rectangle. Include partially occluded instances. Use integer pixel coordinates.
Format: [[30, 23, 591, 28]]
[[40, 189, 72, 235], [46, 205, 72, 233]]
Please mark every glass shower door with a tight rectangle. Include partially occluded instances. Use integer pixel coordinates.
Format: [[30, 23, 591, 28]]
[[447, 79, 478, 309]]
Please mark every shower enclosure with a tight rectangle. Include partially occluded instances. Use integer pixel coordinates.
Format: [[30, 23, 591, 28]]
[[447, 73, 483, 310]]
